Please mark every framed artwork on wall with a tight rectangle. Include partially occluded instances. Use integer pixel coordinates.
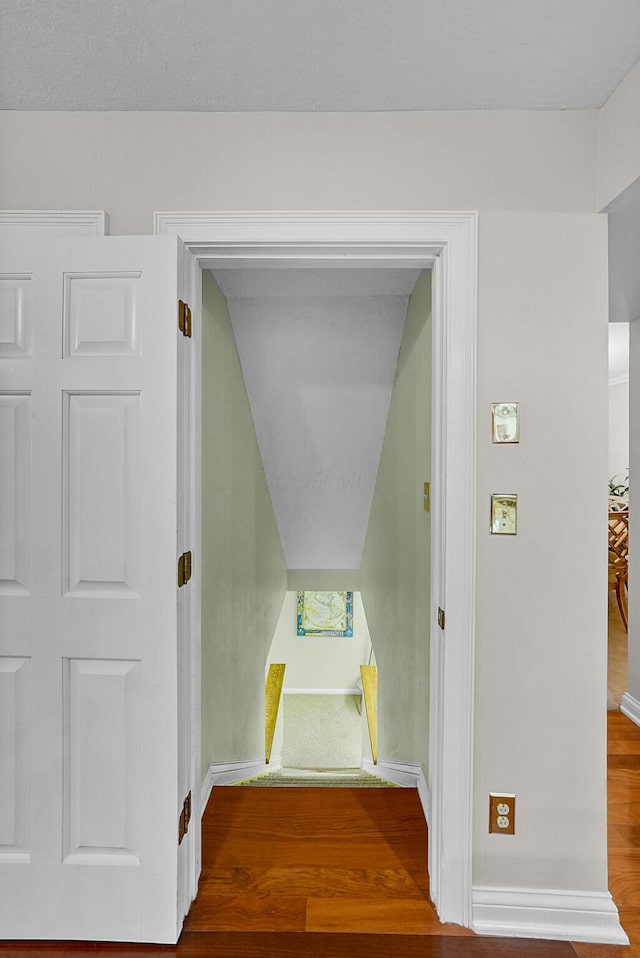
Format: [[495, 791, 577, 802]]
[[297, 591, 354, 636]]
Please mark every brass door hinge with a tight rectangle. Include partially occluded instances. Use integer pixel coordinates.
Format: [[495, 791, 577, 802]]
[[423, 481, 430, 512], [178, 299, 192, 338], [178, 550, 192, 588], [438, 607, 445, 630], [178, 790, 192, 845], [184, 790, 192, 832]]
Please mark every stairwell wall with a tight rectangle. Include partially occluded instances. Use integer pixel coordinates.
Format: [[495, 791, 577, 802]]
[[360, 271, 432, 772], [201, 271, 287, 773]]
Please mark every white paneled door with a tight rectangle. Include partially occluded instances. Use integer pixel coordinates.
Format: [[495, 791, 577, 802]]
[[0, 236, 195, 942]]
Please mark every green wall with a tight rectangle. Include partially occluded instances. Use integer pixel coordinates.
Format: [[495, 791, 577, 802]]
[[201, 271, 287, 775], [360, 271, 432, 771]]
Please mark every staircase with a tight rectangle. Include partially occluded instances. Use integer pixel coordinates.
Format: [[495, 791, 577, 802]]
[[233, 767, 399, 787]]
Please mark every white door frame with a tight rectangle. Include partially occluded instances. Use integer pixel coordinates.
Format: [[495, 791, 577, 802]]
[[155, 210, 478, 927]]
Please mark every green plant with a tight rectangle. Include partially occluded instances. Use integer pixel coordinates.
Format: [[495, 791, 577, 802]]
[[609, 470, 629, 497]]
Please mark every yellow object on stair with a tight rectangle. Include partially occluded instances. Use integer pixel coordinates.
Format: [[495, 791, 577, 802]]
[[265, 663, 286, 763], [360, 664, 378, 765]]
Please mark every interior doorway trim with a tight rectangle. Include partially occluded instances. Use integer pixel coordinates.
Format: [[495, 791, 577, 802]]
[[0, 209, 109, 236], [154, 210, 478, 927]]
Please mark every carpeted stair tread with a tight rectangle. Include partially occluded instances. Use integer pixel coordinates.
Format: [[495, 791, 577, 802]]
[[232, 767, 400, 787]]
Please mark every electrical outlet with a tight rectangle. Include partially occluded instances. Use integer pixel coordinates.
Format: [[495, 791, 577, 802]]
[[489, 793, 516, 834]]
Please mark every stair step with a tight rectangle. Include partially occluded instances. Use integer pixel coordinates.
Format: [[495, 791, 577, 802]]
[[231, 767, 401, 787]]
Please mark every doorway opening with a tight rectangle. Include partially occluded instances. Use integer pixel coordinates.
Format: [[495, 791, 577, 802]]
[[197, 258, 442, 932], [156, 210, 478, 928], [607, 322, 629, 711], [201, 263, 431, 785]]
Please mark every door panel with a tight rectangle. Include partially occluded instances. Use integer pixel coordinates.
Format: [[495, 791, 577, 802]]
[[0, 235, 187, 942], [63, 657, 141, 864], [0, 273, 31, 358], [62, 391, 141, 596], [0, 656, 30, 858], [63, 271, 142, 358], [0, 392, 31, 593]]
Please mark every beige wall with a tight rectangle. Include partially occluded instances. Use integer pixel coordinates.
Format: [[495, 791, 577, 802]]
[[598, 59, 640, 210], [201, 271, 287, 774], [360, 271, 432, 772], [0, 106, 613, 898], [474, 212, 608, 889], [0, 109, 598, 233]]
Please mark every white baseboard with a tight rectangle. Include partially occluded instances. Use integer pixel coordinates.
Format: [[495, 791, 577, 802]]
[[200, 759, 269, 813], [416, 765, 431, 830], [621, 691, 640, 727], [361, 758, 419, 787], [472, 886, 628, 944]]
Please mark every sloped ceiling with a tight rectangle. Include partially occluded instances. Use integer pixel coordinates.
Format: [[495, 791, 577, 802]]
[[212, 267, 422, 569], [2, 1, 640, 112], [607, 176, 640, 328]]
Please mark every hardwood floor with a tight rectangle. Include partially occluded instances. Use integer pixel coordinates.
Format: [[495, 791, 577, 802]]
[[2, 710, 640, 957], [0, 932, 579, 957], [190, 786, 453, 935], [573, 709, 640, 958]]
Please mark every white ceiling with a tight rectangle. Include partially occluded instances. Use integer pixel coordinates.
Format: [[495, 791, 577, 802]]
[[214, 268, 422, 299], [213, 267, 421, 569], [2, 1, 640, 112]]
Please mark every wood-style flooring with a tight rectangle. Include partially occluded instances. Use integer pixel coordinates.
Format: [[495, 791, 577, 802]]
[[575, 709, 640, 958], [2, 706, 639, 956], [191, 786, 451, 935]]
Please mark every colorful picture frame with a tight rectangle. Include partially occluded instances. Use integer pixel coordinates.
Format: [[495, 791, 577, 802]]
[[297, 591, 354, 636]]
